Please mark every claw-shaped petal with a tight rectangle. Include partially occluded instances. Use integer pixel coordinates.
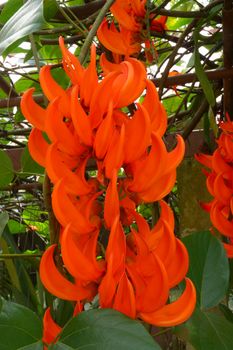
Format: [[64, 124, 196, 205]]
[[21, 88, 46, 130], [71, 85, 93, 146], [52, 179, 95, 233], [28, 127, 49, 167], [139, 278, 196, 327], [42, 307, 61, 346], [61, 225, 104, 281], [40, 244, 94, 300]]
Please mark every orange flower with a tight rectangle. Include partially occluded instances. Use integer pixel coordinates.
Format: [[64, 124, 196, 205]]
[[97, 1, 168, 59], [21, 38, 195, 328], [196, 115, 233, 257]]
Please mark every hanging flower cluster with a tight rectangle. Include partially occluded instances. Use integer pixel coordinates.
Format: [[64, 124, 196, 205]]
[[196, 115, 233, 258], [97, 0, 167, 59], [21, 31, 195, 348]]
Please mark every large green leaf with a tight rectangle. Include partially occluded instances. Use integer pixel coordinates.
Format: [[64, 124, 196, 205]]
[[57, 309, 161, 350], [0, 0, 24, 24], [0, 150, 14, 187], [0, 0, 45, 55], [183, 231, 229, 309], [0, 299, 42, 350], [176, 308, 233, 350]]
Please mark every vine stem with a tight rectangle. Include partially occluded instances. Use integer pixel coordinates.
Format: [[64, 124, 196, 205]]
[[78, 0, 116, 64]]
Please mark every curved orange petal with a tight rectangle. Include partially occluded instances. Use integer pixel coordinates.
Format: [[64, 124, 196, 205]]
[[128, 133, 167, 193], [40, 65, 70, 116], [210, 201, 233, 237], [212, 148, 232, 175], [124, 103, 151, 163], [115, 58, 146, 107], [129, 251, 169, 313], [166, 135, 185, 173], [100, 53, 122, 76], [99, 256, 117, 308], [61, 225, 103, 281], [153, 219, 176, 267], [223, 241, 233, 258], [138, 170, 177, 202], [139, 278, 196, 327], [42, 307, 62, 345], [45, 98, 78, 154], [71, 85, 93, 146], [213, 173, 232, 204], [28, 128, 49, 167], [113, 273, 136, 318], [97, 20, 140, 56], [21, 88, 46, 130], [104, 169, 120, 228], [39, 244, 92, 300], [142, 80, 167, 136], [59, 36, 84, 85], [110, 3, 141, 32], [46, 143, 92, 195], [52, 179, 95, 233], [165, 239, 189, 288], [90, 70, 121, 127], [104, 124, 125, 179], [94, 102, 114, 159], [105, 217, 126, 278], [80, 44, 98, 107]]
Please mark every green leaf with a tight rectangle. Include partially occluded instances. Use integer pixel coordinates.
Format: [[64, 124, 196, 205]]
[[176, 308, 233, 350], [18, 341, 43, 350], [0, 212, 9, 238], [183, 231, 229, 309], [0, 299, 42, 350], [7, 219, 26, 234], [0, 0, 24, 24], [0, 150, 14, 187], [43, 0, 59, 21], [0, 0, 45, 56], [21, 146, 44, 175], [194, 31, 215, 107], [58, 309, 161, 350], [51, 344, 73, 350]]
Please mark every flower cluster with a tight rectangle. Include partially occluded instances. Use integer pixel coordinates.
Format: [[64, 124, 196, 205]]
[[196, 115, 233, 257], [97, 0, 167, 59], [21, 36, 195, 345]]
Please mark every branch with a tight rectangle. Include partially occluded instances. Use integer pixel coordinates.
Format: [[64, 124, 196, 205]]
[[1, 68, 233, 108], [79, 0, 116, 64], [54, 0, 106, 21]]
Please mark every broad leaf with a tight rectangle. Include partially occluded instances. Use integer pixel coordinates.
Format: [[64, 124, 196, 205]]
[[0, 150, 14, 187], [0, 299, 42, 350], [58, 309, 161, 350], [0, 0, 24, 24], [0, 0, 45, 55], [183, 231, 229, 309], [176, 308, 233, 350]]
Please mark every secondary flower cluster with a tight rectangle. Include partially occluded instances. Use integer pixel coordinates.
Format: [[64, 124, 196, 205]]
[[21, 37, 195, 346], [97, 0, 167, 59], [196, 116, 233, 257]]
